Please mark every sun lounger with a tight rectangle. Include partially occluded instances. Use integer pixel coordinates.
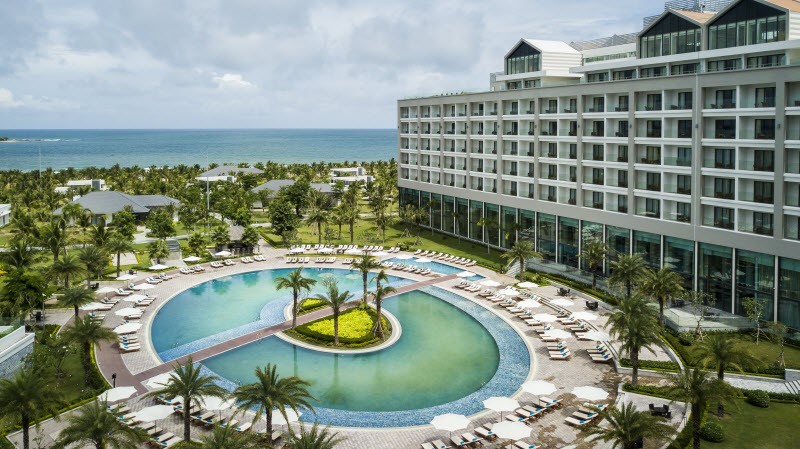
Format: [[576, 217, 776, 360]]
[[116, 288, 133, 296], [120, 345, 141, 353], [191, 411, 214, 423], [565, 416, 592, 427], [514, 441, 538, 449], [549, 351, 571, 360], [156, 436, 183, 447], [431, 440, 450, 449], [515, 407, 540, 420], [474, 426, 497, 440], [590, 353, 613, 363], [151, 432, 175, 445], [233, 422, 252, 432], [218, 419, 238, 429], [541, 397, 561, 408], [572, 410, 598, 420], [505, 414, 527, 422], [421, 443, 436, 449], [449, 435, 469, 447]]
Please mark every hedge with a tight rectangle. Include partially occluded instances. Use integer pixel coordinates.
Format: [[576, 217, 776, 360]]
[[663, 330, 786, 377], [531, 271, 619, 306], [293, 308, 391, 346], [744, 389, 770, 407], [620, 358, 680, 371], [622, 383, 681, 401]]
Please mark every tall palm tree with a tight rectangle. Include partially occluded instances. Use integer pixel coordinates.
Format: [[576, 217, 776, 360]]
[[285, 423, 345, 449], [78, 245, 110, 286], [50, 253, 85, 288], [581, 239, 609, 289], [352, 254, 381, 308], [342, 201, 359, 244], [305, 208, 328, 244], [39, 218, 69, 262], [0, 238, 42, 271], [695, 333, 760, 416], [194, 422, 261, 449], [232, 364, 315, 437], [52, 400, 148, 449], [371, 269, 396, 340], [62, 316, 117, 387], [475, 217, 498, 254], [147, 239, 170, 264], [275, 267, 317, 329], [586, 402, 674, 449], [609, 253, 646, 298], [89, 223, 111, 248], [145, 356, 227, 443], [670, 368, 736, 449], [640, 267, 685, 328], [105, 233, 133, 278], [501, 240, 541, 281], [187, 232, 209, 257], [311, 280, 353, 346], [606, 294, 661, 386], [0, 366, 64, 449], [60, 286, 95, 319]]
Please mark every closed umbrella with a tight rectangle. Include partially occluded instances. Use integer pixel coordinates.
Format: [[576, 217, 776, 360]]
[[572, 386, 609, 401], [98, 386, 137, 403], [552, 298, 574, 307], [183, 256, 201, 262], [198, 396, 235, 411], [133, 405, 174, 422], [116, 274, 137, 281], [113, 322, 141, 335], [430, 413, 470, 438], [215, 250, 232, 257], [132, 283, 155, 291], [114, 307, 142, 317], [492, 421, 531, 448], [573, 311, 598, 321], [517, 281, 539, 289], [456, 271, 477, 278], [532, 313, 558, 323], [483, 396, 519, 421], [581, 331, 612, 342]]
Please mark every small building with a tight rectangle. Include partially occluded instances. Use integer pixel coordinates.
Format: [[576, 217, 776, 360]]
[[250, 179, 334, 208], [195, 166, 263, 183], [0, 323, 34, 379], [55, 179, 107, 194], [330, 167, 373, 186], [54, 191, 180, 224], [0, 204, 10, 227]]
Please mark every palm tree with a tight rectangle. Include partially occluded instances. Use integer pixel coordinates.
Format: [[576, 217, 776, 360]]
[[62, 316, 117, 387], [606, 294, 661, 386], [285, 423, 345, 449], [0, 238, 42, 271], [50, 252, 85, 288], [609, 253, 646, 298], [371, 269, 396, 339], [148, 239, 170, 264], [105, 234, 133, 278], [342, 201, 359, 244], [581, 239, 609, 289], [311, 280, 353, 346], [475, 217, 498, 254], [187, 232, 209, 257], [501, 240, 541, 281], [586, 402, 674, 449], [194, 423, 261, 449], [78, 245, 110, 286], [232, 364, 315, 437], [275, 267, 317, 329], [0, 366, 64, 449], [641, 267, 686, 328], [145, 356, 227, 443], [60, 286, 95, 319], [695, 333, 760, 416], [39, 218, 69, 262], [670, 368, 736, 449], [52, 400, 148, 449], [352, 254, 381, 308], [89, 223, 111, 248], [305, 208, 328, 245]]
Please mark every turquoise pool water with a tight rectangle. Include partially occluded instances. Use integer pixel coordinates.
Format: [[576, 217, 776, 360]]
[[202, 289, 500, 413], [150, 268, 412, 354]]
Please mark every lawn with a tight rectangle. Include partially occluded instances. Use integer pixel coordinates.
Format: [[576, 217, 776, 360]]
[[708, 399, 800, 448], [677, 332, 800, 371]]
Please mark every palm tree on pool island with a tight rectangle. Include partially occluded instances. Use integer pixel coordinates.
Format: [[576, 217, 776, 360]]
[[145, 356, 227, 443], [275, 267, 317, 329], [586, 402, 674, 449], [501, 239, 541, 281], [670, 367, 736, 449], [371, 269, 396, 340], [0, 366, 64, 449], [232, 364, 315, 438], [311, 279, 353, 346], [352, 253, 381, 308], [52, 399, 148, 449], [285, 423, 345, 449]]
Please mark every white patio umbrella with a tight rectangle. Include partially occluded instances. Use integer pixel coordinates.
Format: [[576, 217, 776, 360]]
[[183, 255, 201, 262], [113, 322, 142, 335], [122, 294, 148, 303], [372, 251, 389, 257], [456, 271, 477, 278], [345, 248, 363, 255], [573, 311, 598, 321], [521, 380, 557, 398], [395, 254, 414, 260], [483, 396, 519, 420], [98, 386, 137, 403], [581, 331, 612, 342], [516, 299, 541, 309], [430, 413, 470, 437], [497, 288, 520, 297], [532, 313, 558, 323], [116, 274, 137, 281], [95, 287, 117, 295], [145, 372, 174, 389], [479, 279, 502, 287], [132, 283, 155, 291], [492, 421, 531, 448], [149, 264, 170, 271], [114, 307, 142, 317], [133, 405, 175, 422], [517, 281, 539, 289], [551, 298, 574, 307], [572, 386, 609, 401], [80, 302, 108, 311], [272, 408, 302, 426], [289, 247, 305, 254], [542, 329, 572, 340], [215, 250, 232, 257], [415, 257, 432, 264], [198, 396, 235, 411]]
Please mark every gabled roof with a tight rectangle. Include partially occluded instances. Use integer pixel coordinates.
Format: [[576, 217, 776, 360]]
[[708, 0, 800, 26], [199, 165, 263, 177], [54, 191, 179, 216], [504, 39, 580, 60], [640, 8, 714, 37]]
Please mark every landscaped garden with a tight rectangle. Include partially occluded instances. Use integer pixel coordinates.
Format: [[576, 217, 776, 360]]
[[287, 307, 391, 349], [705, 399, 800, 449]]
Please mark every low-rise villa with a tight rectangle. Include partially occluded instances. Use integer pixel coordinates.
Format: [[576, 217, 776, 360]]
[[0, 203, 10, 227], [331, 166, 373, 185], [195, 165, 263, 183], [53, 191, 179, 224]]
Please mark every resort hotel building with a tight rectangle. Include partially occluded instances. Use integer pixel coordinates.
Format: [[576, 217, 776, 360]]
[[397, 0, 800, 329]]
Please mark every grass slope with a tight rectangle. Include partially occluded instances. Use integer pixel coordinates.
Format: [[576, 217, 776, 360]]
[[709, 399, 800, 448]]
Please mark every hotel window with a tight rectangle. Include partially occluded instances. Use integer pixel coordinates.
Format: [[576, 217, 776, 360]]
[[587, 72, 609, 83], [677, 202, 691, 222], [707, 58, 742, 72], [547, 143, 557, 158], [645, 94, 662, 110], [618, 195, 628, 213], [592, 168, 604, 184], [678, 120, 692, 138], [640, 66, 666, 78], [644, 146, 660, 164], [506, 42, 541, 75], [568, 189, 577, 205], [645, 199, 660, 218], [547, 186, 557, 201], [677, 175, 691, 194], [646, 172, 661, 191], [753, 212, 773, 235], [592, 192, 603, 209], [612, 69, 636, 80], [671, 63, 699, 75], [747, 54, 785, 68], [677, 147, 692, 166], [592, 145, 604, 161], [755, 119, 775, 139], [569, 144, 578, 159], [753, 150, 773, 171], [569, 166, 577, 182], [640, 13, 701, 58], [617, 171, 628, 188], [715, 148, 735, 169], [714, 207, 734, 229], [617, 96, 629, 112], [617, 121, 628, 137], [547, 165, 557, 180], [755, 87, 776, 107], [715, 120, 736, 139], [753, 181, 774, 203], [646, 121, 661, 138], [714, 177, 735, 199], [617, 145, 628, 162], [677, 92, 692, 109], [708, 0, 787, 50], [714, 89, 736, 108]]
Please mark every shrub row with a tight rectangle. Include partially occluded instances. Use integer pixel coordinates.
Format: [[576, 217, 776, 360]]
[[531, 271, 619, 306], [620, 358, 680, 371], [621, 382, 680, 400], [744, 389, 770, 407], [293, 308, 391, 345], [663, 330, 786, 377]]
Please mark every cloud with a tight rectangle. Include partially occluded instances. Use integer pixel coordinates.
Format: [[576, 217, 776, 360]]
[[0, 87, 79, 111], [212, 73, 256, 90]]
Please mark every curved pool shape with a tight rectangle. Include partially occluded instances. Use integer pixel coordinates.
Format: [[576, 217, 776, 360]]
[[151, 268, 414, 360]]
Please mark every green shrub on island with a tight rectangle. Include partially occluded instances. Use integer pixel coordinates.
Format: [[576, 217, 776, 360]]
[[299, 298, 326, 312], [699, 420, 725, 442], [744, 389, 771, 408], [292, 308, 390, 346]]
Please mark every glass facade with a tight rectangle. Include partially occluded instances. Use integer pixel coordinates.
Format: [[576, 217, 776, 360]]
[[558, 217, 580, 268], [468, 200, 484, 241], [664, 236, 694, 289], [442, 195, 455, 233], [501, 206, 518, 249], [699, 243, 733, 311], [537, 213, 556, 261], [708, 0, 787, 50], [640, 12, 702, 58], [519, 210, 535, 243], [778, 258, 800, 330], [581, 221, 605, 271], [506, 42, 541, 75], [456, 198, 469, 238], [485, 203, 500, 248], [430, 193, 442, 230], [633, 231, 661, 268], [734, 250, 775, 318]]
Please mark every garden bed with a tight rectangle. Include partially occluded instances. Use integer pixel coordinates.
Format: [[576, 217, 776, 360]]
[[285, 307, 391, 349]]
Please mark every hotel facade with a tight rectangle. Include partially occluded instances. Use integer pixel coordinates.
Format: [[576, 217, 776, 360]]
[[397, 0, 800, 329]]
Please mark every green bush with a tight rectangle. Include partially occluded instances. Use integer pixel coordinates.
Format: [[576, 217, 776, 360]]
[[622, 383, 680, 400], [532, 271, 619, 306], [744, 390, 771, 407], [620, 358, 680, 371], [700, 420, 725, 442], [293, 308, 390, 345], [677, 332, 695, 346]]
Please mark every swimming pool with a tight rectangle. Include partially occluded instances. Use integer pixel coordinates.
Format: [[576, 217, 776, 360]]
[[150, 270, 529, 427]]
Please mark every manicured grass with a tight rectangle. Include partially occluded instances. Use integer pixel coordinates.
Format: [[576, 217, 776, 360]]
[[677, 332, 800, 370], [288, 307, 391, 348], [709, 399, 800, 448]]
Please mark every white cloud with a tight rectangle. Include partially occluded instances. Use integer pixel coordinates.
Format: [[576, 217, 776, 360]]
[[0, 87, 78, 111], [212, 73, 256, 90], [0, 88, 23, 108]]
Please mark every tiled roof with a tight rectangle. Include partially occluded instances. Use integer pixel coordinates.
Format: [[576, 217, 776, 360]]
[[54, 191, 178, 215]]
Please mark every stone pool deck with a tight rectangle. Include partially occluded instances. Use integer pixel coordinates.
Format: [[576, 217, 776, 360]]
[[8, 248, 644, 449]]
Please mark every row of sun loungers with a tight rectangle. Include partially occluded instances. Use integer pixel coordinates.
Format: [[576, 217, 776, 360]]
[[413, 250, 477, 266], [108, 402, 184, 447], [288, 244, 402, 253], [285, 257, 311, 263], [386, 263, 433, 276], [565, 403, 608, 427], [180, 265, 207, 274]]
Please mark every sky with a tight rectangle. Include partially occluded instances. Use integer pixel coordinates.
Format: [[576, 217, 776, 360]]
[[0, 0, 658, 129]]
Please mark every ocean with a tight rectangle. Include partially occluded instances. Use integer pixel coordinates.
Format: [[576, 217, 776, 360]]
[[0, 129, 397, 170]]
